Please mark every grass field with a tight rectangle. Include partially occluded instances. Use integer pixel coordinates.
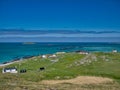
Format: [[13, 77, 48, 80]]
[[0, 52, 120, 90]]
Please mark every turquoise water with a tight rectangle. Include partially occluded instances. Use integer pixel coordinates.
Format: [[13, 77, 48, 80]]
[[0, 42, 120, 64]]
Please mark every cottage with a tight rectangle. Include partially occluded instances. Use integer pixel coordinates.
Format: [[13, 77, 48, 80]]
[[42, 55, 47, 58], [49, 54, 57, 58], [79, 51, 89, 55], [2, 67, 18, 73], [56, 52, 66, 54], [112, 49, 117, 53], [76, 50, 89, 55]]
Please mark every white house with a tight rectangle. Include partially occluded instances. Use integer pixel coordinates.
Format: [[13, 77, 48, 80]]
[[49, 54, 57, 58], [112, 49, 117, 53], [79, 51, 89, 55], [2, 68, 18, 73], [56, 52, 66, 54], [76, 50, 89, 55], [42, 55, 47, 58]]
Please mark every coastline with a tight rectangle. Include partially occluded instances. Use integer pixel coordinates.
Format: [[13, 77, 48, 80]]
[[0, 50, 118, 67], [0, 51, 65, 67], [0, 42, 120, 66], [0, 55, 35, 67], [0, 59, 23, 67]]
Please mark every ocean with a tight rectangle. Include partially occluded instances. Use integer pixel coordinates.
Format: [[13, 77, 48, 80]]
[[0, 42, 120, 64]]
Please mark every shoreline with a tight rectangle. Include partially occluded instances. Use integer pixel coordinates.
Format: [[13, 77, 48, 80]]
[[0, 51, 67, 67], [0, 51, 118, 67], [0, 60, 20, 67], [0, 55, 35, 67], [0, 51, 65, 67]]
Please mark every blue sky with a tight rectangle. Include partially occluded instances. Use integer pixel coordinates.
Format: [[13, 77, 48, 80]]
[[0, 0, 120, 42], [0, 0, 120, 30]]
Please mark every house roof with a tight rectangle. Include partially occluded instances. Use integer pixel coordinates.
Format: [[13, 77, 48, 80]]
[[4, 67, 17, 70]]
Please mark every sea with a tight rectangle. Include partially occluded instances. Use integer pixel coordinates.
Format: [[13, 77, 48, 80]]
[[0, 42, 120, 64]]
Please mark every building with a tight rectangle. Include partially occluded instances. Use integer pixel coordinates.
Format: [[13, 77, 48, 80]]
[[112, 49, 117, 53], [75, 50, 89, 55], [56, 52, 66, 54], [2, 67, 18, 73], [42, 55, 47, 58], [49, 54, 57, 58]]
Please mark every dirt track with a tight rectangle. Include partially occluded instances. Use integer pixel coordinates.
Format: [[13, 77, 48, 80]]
[[41, 76, 113, 85]]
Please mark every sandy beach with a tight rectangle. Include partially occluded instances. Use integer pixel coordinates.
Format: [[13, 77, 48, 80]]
[[0, 59, 23, 67]]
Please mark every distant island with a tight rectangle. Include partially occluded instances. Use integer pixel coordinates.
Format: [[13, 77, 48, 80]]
[[23, 42, 36, 44]]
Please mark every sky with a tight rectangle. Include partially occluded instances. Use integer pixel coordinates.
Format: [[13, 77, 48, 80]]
[[0, 0, 120, 30], [0, 0, 120, 42]]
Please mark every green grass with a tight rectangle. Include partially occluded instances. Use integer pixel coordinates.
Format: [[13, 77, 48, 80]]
[[0, 52, 120, 90]]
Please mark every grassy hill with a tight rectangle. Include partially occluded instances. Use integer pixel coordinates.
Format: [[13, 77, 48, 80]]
[[0, 52, 120, 90]]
